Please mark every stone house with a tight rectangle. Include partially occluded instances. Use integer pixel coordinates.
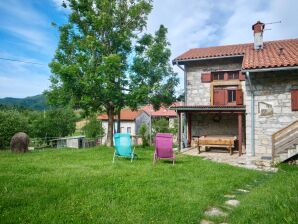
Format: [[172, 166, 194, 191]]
[[98, 108, 150, 145], [171, 21, 298, 162]]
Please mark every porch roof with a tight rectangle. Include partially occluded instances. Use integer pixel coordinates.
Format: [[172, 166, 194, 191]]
[[170, 105, 246, 113]]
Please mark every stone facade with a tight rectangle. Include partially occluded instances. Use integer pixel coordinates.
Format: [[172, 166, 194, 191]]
[[184, 58, 298, 157], [185, 57, 243, 105], [245, 71, 298, 156]]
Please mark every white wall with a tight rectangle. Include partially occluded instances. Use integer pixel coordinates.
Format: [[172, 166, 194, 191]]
[[101, 120, 135, 144]]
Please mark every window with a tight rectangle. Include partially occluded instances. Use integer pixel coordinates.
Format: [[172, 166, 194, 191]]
[[212, 72, 224, 80], [127, 127, 131, 133], [228, 89, 236, 103], [213, 86, 242, 106], [120, 127, 124, 133], [228, 72, 239, 80]]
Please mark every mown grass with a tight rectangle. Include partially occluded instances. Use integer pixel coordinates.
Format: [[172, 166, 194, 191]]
[[0, 147, 296, 223], [227, 164, 298, 224]]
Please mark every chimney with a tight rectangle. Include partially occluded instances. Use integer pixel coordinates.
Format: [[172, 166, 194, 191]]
[[252, 21, 265, 50]]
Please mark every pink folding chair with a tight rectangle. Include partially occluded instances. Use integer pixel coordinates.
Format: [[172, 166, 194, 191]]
[[153, 133, 175, 165]]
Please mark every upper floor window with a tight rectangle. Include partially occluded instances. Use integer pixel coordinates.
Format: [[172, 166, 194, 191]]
[[228, 72, 239, 80], [212, 72, 224, 80], [127, 127, 131, 133], [227, 89, 236, 103], [213, 86, 243, 106]]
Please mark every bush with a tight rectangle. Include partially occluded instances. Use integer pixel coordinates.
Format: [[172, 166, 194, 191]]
[[152, 118, 170, 135], [0, 110, 28, 149], [29, 108, 76, 139], [82, 115, 104, 138], [139, 123, 149, 147]]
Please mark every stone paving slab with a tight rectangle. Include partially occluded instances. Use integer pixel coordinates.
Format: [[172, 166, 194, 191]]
[[182, 148, 278, 172], [204, 207, 227, 217], [225, 199, 240, 206]]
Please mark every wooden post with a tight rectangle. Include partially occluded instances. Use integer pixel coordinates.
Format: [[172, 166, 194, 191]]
[[178, 112, 181, 151], [187, 113, 192, 146], [238, 113, 242, 156]]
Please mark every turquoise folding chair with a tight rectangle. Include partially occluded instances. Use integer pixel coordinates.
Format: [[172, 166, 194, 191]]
[[113, 133, 136, 163]]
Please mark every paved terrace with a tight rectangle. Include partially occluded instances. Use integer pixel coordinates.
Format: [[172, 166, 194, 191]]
[[179, 147, 278, 172]]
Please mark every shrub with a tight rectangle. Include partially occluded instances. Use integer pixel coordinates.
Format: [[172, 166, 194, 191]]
[[29, 108, 76, 139], [152, 118, 170, 135], [0, 110, 28, 149], [82, 115, 104, 138], [139, 123, 149, 147]]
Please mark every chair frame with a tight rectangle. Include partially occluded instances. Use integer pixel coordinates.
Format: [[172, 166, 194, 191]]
[[112, 133, 136, 163], [153, 133, 175, 165]]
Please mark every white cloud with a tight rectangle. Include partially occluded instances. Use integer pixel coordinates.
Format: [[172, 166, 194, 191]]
[[0, 0, 56, 55], [146, 0, 298, 92], [220, 0, 298, 45]]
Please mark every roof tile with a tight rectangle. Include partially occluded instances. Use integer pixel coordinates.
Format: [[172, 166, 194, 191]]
[[175, 39, 298, 70]]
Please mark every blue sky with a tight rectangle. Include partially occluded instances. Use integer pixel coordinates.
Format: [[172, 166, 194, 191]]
[[0, 0, 298, 98]]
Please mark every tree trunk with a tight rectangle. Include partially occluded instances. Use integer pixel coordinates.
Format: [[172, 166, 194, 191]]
[[117, 110, 121, 133], [106, 105, 114, 147]]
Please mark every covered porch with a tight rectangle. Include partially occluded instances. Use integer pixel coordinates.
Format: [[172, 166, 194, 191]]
[[172, 105, 246, 156]]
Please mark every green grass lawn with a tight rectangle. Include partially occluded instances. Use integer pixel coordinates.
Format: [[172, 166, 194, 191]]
[[0, 147, 297, 224]]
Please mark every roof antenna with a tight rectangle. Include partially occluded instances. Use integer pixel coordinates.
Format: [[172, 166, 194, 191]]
[[264, 20, 282, 31]]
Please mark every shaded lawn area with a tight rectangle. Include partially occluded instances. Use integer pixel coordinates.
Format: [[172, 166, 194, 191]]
[[0, 147, 296, 223]]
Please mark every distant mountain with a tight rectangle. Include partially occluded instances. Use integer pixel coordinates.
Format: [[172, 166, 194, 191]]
[[0, 94, 47, 110]]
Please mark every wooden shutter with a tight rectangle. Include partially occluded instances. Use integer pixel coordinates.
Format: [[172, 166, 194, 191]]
[[236, 89, 243, 105], [201, 72, 212, 83], [291, 90, 298, 111], [239, 71, 245, 81], [224, 72, 229, 81], [213, 89, 225, 105]]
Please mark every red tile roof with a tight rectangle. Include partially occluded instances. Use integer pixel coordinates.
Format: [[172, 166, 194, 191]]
[[170, 105, 245, 112], [97, 108, 143, 121], [174, 38, 298, 70], [141, 102, 183, 117]]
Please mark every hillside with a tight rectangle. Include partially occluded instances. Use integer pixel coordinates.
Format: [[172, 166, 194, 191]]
[[0, 94, 47, 110]]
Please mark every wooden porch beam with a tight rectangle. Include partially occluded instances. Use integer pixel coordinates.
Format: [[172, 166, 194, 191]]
[[187, 113, 192, 146], [238, 113, 242, 156], [178, 112, 181, 151]]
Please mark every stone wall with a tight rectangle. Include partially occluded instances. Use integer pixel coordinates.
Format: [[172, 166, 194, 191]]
[[185, 57, 243, 105], [245, 71, 298, 156], [191, 113, 245, 142]]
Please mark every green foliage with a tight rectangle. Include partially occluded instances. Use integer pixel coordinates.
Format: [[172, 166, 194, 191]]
[[138, 123, 149, 147], [0, 94, 47, 110], [82, 116, 104, 138], [48, 0, 178, 146], [152, 118, 170, 135], [29, 108, 76, 139], [0, 110, 28, 149], [48, 0, 153, 112], [127, 25, 179, 110], [152, 118, 178, 137]]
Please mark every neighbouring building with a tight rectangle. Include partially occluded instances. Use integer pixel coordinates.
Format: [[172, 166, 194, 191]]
[[52, 136, 96, 149], [142, 103, 182, 128], [98, 108, 150, 144], [171, 21, 298, 162]]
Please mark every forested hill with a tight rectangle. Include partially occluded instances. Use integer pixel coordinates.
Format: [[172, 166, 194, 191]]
[[0, 94, 47, 110]]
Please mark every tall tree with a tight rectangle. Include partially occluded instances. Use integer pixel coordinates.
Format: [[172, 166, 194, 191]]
[[48, 0, 178, 146]]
